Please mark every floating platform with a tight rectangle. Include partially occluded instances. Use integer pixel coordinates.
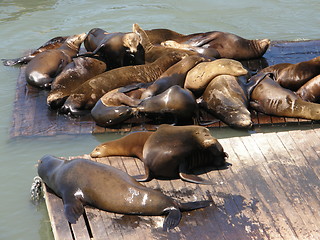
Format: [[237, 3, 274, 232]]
[[10, 39, 320, 138], [43, 128, 320, 240]]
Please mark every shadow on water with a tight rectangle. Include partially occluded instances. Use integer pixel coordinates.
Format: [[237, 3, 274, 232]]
[[0, 0, 57, 23]]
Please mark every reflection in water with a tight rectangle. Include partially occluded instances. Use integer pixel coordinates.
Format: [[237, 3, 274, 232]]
[[0, 0, 57, 23]]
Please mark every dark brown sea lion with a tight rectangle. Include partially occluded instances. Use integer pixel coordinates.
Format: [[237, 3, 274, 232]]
[[133, 24, 200, 63], [47, 56, 107, 109], [145, 28, 270, 60], [137, 124, 228, 184], [91, 131, 153, 158], [260, 56, 320, 91], [249, 72, 320, 120], [81, 29, 144, 69], [84, 28, 108, 52], [91, 83, 152, 127], [201, 75, 252, 129], [37, 155, 211, 230], [296, 74, 320, 103], [25, 33, 87, 88], [136, 85, 198, 125], [60, 51, 186, 115], [184, 59, 248, 97], [140, 55, 207, 99], [2, 36, 68, 66]]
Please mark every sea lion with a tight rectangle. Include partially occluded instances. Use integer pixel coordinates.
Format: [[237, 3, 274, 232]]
[[296, 74, 320, 103], [161, 40, 220, 58], [184, 59, 248, 97], [91, 131, 153, 158], [133, 24, 199, 63], [259, 56, 320, 91], [136, 85, 198, 125], [144, 28, 270, 60], [81, 29, 144, 69], [136, 124, 228, 184], [2, 36, 68, 66], [25, 33, 87, 88], [60, 51, 186, 115], [140, 55, 207, 99], [84, 28, 108, 52], [249, 72, 320, 120], [37, 155, 211, 230], [47, 56, 107, 109], [201, 75, 252, 129]]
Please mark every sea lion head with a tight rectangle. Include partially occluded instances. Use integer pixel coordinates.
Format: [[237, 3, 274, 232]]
[[66, 33, 87, 50], [37, 155, 64, 182], [122, 32, 141, 53]]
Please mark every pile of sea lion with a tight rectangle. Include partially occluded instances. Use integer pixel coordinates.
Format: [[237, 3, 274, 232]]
[[3, 23, 320, 129], [4, 23, 320, 230]]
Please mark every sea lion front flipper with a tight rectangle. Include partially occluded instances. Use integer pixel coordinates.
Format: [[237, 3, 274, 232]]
[[179, 163, 213, 185], [63, 194, 85, 224], [162, 207, 181, 231], [133, 165, 153, 182]]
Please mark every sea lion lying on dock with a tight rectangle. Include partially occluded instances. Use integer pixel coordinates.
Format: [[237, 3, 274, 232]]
[[37, 154, 212, 231], [91, 125, 228, 184], [144, 28, 270, 60], [25, 33, 87, 88], [259, 56, 320, 91]]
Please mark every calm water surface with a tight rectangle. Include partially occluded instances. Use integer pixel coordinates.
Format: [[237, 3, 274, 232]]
[[0, 0, 319, 239]]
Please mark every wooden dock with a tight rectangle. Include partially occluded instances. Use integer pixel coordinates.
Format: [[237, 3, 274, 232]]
[[43, 127, 320, 240], [10, 39, 320, 138]]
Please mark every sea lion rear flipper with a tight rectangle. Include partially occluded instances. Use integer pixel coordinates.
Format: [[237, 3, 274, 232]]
[[133, 165, 153, 182], [163, 207, 181, 231], [179, 163, 213, 184], [63, 195, 84, 224]]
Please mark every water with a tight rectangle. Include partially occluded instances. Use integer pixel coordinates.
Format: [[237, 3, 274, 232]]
[[0, 0, 319, 239]]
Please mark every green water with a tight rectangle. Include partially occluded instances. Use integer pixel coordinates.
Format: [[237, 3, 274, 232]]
[[0, 0, 319, 239]]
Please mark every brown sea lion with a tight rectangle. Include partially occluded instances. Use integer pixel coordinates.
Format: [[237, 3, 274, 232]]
[[145, 28, 270, 60], [90, 83, 150, 127], [91, 131, 153, 158], [37, 155, 211, 230], [81, 29, 144, 69], [296, 74, 320, 103], [136, 85, 198, 125], [84, 28, 108, 52], [249, 72, 320, 120], [140, 55, 207, 99], [260, 56, 320, 91], [133, 24, 200, 63], [201, 75, 252, 129], [60, 51, 186, 115], [135, 124, 228, 184], [25, 33, 87, 88], [2, 36, 68, 66], [184, 59, 248, 97], [161, 40, 220, 58], [47, 56, 107, 109]]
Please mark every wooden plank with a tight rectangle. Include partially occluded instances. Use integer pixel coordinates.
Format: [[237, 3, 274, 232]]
[[43, 184, 74, 240], [230, 136, 298, 239], [218, 138, 280, 239], [251, 133, 316, 239]]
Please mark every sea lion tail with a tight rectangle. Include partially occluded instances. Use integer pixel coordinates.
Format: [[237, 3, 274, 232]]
[[2, 57, 25, 66], [163, 207, 182, 231], [178, 199, 213, 212]]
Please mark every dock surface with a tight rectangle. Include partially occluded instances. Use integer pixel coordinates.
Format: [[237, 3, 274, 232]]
[[43, 127, 320, 240]]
